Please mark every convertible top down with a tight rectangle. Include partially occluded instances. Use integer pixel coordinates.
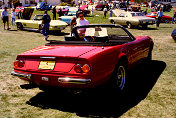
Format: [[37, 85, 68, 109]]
[[11, 24, 154, 92]]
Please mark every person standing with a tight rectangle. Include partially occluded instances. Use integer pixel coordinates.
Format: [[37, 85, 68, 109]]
[[91, 6, 93, 16], [156, 8, 163, 27], [11, 8, 17, 26], [41, 10, 51, 40], [1, 7, 10, 30], [172, 10, 176, 23], [70, 17, 77, 33], [76, 11, 89, 39], [58, 8, 62, 17], [109, 8, 113, 17], [52, 6, 56, 20], [18, 9, 22, 19], [103, 6, 108, 18]]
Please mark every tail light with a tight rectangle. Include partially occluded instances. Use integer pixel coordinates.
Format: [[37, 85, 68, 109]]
[[82, 64, 91, 73], [74, 64, 91, 73], [74, 64, 82, 73], [14, 60, 24, 68]]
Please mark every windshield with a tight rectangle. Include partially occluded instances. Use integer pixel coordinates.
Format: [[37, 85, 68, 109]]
[[33, 15, 43, 20], [46, 25, 135, 46], [70, 26, 133, 44], [67, 11, 76, 16], [131, 12, 145, 16]]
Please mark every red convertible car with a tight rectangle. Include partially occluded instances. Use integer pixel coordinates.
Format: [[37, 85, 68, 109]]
[[11, 24, 153, 92], [146, 12, 172, 23]]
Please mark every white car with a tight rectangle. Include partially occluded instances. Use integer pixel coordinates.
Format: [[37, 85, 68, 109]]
[[109, 11, 155, 28]]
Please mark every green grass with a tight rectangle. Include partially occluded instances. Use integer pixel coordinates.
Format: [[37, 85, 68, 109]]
[[0, 8, 175, 118]]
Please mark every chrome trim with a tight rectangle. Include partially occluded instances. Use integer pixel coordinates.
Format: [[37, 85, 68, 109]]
[[40, 57, 56, 59], [11, 71, 31, 79], [58, 77, 91, 84]]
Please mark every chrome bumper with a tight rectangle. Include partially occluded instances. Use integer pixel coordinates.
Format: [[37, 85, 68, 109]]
[[11, 71, 31, 80], [58, 77, 91, 84], [11, 71, 91, 85]]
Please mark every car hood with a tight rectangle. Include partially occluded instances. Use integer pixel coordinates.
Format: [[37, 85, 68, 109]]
[[133, 16, 155, 21], [21, 8, 34, 20], [15, 19, 68, 26], [59, 16, 75, 19], [19, 45, 97, 58], [50, 20, 68, 26]]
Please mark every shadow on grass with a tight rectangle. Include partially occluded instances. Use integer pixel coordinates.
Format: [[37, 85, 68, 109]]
[[26, 60, 166, 117], [137, 27, 158, 30], [8, 29, 18, 31], [21, 29, 70, 36]]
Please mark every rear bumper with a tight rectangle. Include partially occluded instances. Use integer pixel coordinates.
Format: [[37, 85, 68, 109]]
[[11, 71, 91, 85], [11, 71, 31, 79], [58, 77, 91, 84]]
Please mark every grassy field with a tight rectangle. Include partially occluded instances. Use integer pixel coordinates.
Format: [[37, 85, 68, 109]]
[[0, 8, 176, 118]]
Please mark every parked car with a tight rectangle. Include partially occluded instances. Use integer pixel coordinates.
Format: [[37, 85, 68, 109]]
[[58, 11, 77, 24], [95, 4, 109, 11], [36, 2, 52, 10], [15, 8, 68, 32], [149, 0, 159, 7], [171, 28, 176, 41], [56, 7, 69, 16], [142, 1, 149, 7], [109, 11, 155, 28], [11, 24, 154, 93], [118, 2, 128, 11], [129, 5, 141, 12], [79, 5, 90, 16], [146, 12, 172, 23], [162, 3, 172, 12]]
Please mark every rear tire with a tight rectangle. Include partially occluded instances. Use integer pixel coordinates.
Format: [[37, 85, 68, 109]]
[[142, 24, 148, 29], [164, 19, 170, 23], [111, 60, 128, 91], [127, 22, 132, 29], [38, 25, 42, 33], [111, 20, 115, 24]]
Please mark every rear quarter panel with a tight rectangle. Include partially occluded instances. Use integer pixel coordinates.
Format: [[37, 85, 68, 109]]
[[78, 45, 127, 86]]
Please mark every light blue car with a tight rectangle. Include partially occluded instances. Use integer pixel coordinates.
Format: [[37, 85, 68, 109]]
[[58, 9, 77, 24]]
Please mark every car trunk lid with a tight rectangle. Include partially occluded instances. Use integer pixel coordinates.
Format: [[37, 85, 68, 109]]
[[17, 45, 97, 73]]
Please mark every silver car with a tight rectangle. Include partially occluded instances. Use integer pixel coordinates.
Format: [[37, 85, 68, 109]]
[[109, 11, 155, 28]]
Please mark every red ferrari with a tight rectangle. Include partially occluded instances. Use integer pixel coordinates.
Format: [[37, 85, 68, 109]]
[[146, 12, 172, 23], [11, 24, 153, 92]]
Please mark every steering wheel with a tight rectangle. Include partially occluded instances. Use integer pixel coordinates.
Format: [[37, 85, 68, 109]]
[[84, 36, 95, 42]]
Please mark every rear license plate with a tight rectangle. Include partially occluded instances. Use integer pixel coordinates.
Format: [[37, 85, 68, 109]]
[[38, 61, 55, 70]]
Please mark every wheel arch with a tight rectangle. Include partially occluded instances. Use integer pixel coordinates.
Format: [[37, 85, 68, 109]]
[[116, 54, 128, 69]]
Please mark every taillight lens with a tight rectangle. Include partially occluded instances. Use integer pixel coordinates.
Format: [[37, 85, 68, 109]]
[[74, 64, 91, 73], [82, 64, 90, 73], [74, 64, 82, 73], [14, 60, 24, 68]]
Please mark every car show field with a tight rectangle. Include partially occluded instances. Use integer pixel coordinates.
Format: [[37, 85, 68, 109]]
[[0, 8, 176, 118]]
